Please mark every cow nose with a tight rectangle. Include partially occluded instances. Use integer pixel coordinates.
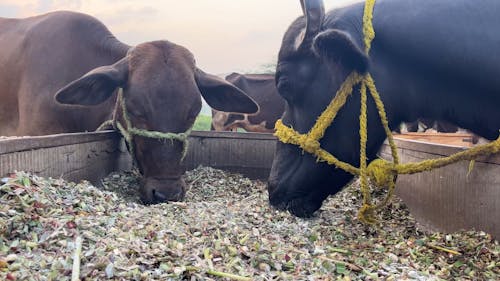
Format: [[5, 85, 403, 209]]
[[152, 189, 168, 202], [267, 181, 278, 196], [267, 181, 288, 211], [140, 177, 187, 204]]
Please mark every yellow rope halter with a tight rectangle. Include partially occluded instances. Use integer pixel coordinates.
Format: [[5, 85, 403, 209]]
[[274, 0, 500, 223], [97, 89, 192, 162]]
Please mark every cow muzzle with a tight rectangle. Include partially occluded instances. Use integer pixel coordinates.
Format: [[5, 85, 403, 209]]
[[268, 180, 324, 218], [267, 161, 331, 218], [140, 177, 187, 204]]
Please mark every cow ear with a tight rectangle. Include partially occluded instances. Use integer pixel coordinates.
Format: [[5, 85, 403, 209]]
[[313, 29, 369, 73], [55, 58, 128, 105], [195, 69, 259, 114]]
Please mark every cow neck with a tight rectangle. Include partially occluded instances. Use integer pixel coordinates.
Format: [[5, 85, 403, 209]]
[[273, 0, 500, 224], [97, 88, 192, 162]]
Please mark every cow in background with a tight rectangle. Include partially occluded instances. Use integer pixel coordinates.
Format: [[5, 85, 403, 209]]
[[211, 73, 285, 133], [396, 118, 458, 133]]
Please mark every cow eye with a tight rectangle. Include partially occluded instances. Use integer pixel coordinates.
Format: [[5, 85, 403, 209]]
[[276, 56, 317, 101], [296, 59, 315, 79]]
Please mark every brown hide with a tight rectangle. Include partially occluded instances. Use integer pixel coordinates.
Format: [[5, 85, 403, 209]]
[[211, 73, 285, 133], [0, 11, 258, 204]]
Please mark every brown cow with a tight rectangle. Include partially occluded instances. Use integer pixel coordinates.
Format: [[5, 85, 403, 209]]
[[0, 11, 258, 204], [211, 73, 285, 133]]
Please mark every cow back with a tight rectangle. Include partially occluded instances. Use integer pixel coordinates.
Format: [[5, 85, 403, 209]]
[[0, 11, 129, 135], [219, 73, 285, 132]]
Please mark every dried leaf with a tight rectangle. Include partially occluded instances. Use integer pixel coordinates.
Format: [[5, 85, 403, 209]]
[[0, 168, 498, 280]]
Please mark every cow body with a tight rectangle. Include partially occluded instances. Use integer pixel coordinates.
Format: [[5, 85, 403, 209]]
[[0, 12, 126, 135], [268, 0, 500, 217], [211, 73, 285, 133], [0, 11, 258, 204], [398, 119, 458, 133]]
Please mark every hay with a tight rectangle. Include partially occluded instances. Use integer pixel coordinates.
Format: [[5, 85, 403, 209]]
[[1, 167, 498, 280]]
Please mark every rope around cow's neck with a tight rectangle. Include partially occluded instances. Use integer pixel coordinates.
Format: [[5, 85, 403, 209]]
[[274, 0, 500, 224], [97, 89, 192, 162]]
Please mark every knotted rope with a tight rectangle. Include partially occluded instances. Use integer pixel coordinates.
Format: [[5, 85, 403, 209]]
[[97, 89, 192, 162], [274, 0, 500, 223]]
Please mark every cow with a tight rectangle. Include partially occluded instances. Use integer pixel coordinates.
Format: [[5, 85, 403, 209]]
[[396, 119, 458, 133], [211, 73, 285, 133], [0, 11, 258, 204], [267, 0, 500, 217]]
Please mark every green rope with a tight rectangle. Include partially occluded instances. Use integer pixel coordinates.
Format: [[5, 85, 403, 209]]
[[96, 120, 114, 131], [97, 89, 192, 161]]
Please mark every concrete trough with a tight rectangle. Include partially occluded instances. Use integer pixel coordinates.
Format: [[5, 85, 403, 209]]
[[0, 131, 132, 184], [1, 130, 498, 239], [380, 137, 500, 239], [0, 131, 276, 182], [183, 131, 276, 180]]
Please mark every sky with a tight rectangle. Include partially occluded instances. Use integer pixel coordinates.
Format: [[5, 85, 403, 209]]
[[0, 0, 357, 75]]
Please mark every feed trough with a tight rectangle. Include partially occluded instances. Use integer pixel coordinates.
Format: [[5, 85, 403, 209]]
[[2, 130, 499, 238], [392, 132, 478, 147], [1, 130, 499, 279], [380, 134, 500, 239], [0, 130, 275, 183], [185, 130, 500, 239], [1, 130, 499, 239], [0, 131, 132, 184]]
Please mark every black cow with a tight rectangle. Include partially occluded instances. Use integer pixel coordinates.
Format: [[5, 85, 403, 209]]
[[268, 0, 500, 217]]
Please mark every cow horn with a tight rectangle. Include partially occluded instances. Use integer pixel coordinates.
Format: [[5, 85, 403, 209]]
[[298, 0, 325, 50]]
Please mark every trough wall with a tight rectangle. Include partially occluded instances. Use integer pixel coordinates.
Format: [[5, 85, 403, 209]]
[[183, 131, 276, 179], [1, 131, 498, 239], [0, 131, 132, 184], [380, 139, 500, 240]]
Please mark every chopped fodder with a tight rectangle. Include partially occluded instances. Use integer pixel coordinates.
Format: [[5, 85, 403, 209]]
[[1, 167, 498, 280]]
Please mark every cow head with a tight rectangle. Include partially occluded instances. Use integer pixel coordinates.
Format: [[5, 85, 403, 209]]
[[268, 0, 381, 217], [55, 41, 258, 204]]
